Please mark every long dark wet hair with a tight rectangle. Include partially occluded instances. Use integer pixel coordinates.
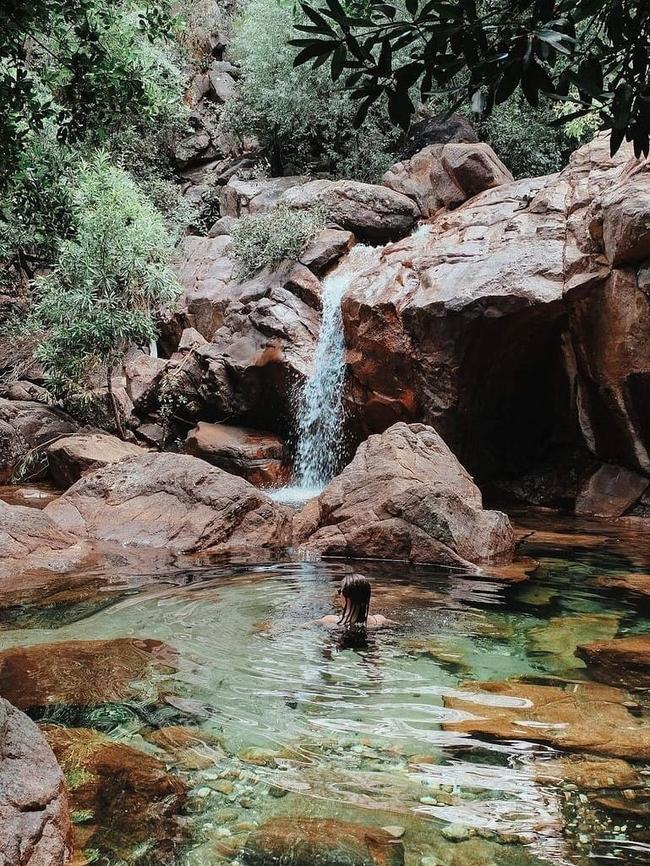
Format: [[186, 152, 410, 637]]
[[337, 574, 371, 627]]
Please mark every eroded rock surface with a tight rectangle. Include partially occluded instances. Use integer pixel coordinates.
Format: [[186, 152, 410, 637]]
[[300, 423, 515, 566], [185, 422, 289, 487], [44, 452, 290, 554], [0, 698, 71, 866], [47, 432, 146, 488], [577, 635, 650, 689]]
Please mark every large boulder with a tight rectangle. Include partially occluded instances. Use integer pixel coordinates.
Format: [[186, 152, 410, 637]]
[[44, 452, 290, 554], [576, 635, 650, 689], [299, 423, 515, 566], [383, 142, 513, 217], [46, 432, 146, 488], [339, 134, 650, 507], [0, 698, 71, 866], [0, 501, 92, 581], [243, 818, 404, 866], [0, 399, 78, 482], [184, 422, 289, 487], [281, 179, 420, 243], [221, 176, 310, 217], [402, 112, 479, 158]]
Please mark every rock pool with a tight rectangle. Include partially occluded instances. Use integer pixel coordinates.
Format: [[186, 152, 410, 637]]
[[2, 510, 650, 866]]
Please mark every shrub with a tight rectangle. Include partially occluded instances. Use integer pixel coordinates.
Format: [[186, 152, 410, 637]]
[[222, 0, 400, 181], [231, 205, 326, 278], [33, 152, 181, 437]]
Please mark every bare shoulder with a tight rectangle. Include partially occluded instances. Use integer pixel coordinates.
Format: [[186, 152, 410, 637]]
[[367, 614, 400, 628]]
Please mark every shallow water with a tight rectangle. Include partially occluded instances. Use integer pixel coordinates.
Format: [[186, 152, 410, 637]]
[[3, 511, 650, 866]]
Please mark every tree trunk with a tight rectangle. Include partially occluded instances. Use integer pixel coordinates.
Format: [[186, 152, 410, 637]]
[[106, 366, 125, 441]]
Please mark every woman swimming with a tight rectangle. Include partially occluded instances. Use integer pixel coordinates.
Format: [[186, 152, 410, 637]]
[[317, 574, 397, 629]]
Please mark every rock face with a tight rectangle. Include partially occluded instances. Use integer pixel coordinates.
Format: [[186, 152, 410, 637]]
[[575, 463, 649, 517], [0, 698, 71, 866], [300, 423, 515, 566], [444, 679, 650, 760], [383, 142, 513, 217], [44, 452, 290, 554], [576, 635, 650, 689], [243, 818, 404, 866], [281, 179, 420, 243], [46, 432, 146, 488], [340, 134, 650, 509], [184, 422, 289, 487], [0, 637, 177, 711]]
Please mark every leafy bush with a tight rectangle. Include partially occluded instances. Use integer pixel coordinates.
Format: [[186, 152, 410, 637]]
[[33, 153, 181, 435], [222, 0, 400, 181], [231, 205, 326, 278]]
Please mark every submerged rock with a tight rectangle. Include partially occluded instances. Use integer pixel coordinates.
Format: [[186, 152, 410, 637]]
[[300, 423, 515, 567], [44, 725, 187, 863], [44, 452, 290, 555], [535, 754, 645, 790], [576, 635, 650, 689], [0, 637, 177, 711], [46, 432, 146, 488], [443, 679, 650, 760], [242, 818, 404, 866], [184, 422, 289, 487], [0, 698, 71, 866], [526, 613, 620, 671]]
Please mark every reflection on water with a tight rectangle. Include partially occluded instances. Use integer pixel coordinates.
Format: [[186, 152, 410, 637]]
[[2, 513, 650, 866]]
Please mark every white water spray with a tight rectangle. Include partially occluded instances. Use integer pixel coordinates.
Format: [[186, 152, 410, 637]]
[[271, 245, 381, 506]]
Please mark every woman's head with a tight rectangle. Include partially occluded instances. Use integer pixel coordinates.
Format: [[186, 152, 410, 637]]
[[338, 573, 371, 626]]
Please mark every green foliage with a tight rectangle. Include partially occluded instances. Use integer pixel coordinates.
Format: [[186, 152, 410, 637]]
[[291, 0, 650, 158], [222, 0, 400, 180], [231, 205, 326, 278], [0, 1, 184, 186], [33, 153, 181, 420]]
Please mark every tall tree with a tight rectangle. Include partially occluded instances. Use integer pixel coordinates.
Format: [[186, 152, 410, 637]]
[[290, 0, 650, 157]]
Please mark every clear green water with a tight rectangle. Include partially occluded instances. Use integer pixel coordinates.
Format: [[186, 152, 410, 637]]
[[3, 511, 650, 866]]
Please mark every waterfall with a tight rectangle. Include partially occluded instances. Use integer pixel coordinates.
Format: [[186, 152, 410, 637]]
[[271, 244, 380, 505]]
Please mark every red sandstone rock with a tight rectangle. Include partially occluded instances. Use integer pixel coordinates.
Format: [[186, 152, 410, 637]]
[[576, 635, 650, 689], [0, 399, 78, 482], [44, 452, 290, 554], [300, 423, 515, 566], [0, 699, 71, 866], [299, 228, 355, 275], [184, 422, 289, 487], [383, 141, 513, 217], [575, 463, 649, 517], [47, 432, 146, 488], [243, 818, 404, 866]]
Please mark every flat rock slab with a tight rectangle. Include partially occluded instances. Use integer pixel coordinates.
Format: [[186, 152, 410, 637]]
[[0, 637, 177, 711], [0, 698, 71, 866], [44, 452, 290, 554], [243, 818, 404, 866], [576, 635, 650, 689], [443, 679, 650, 760]]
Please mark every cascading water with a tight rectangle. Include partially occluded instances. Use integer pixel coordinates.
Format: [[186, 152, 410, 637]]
[[271, 244, 381, 505]]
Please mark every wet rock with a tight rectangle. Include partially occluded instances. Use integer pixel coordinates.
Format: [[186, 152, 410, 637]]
[[46, 432, 146, 488], [281, 179, 420, 243], [526, 613, 620, 671], [184, 422, 289, 487], [0, 500, 92, 581], [299, 229, 356, 275], [0, 698, 71, 866], [535, 754, 644, 790], [576, 635, 650, 689], [443, 679, 650, 760], [383, 143, 513, 218], [594, 573, 650, 598], [145, 726, 224, 770], [575, 464, 649, 517], [44, 452, 290, 554], [44, 726, 187, 862], [0, 637, 177, 711], [243, 818, 404, 866], [0, 399, 78, 481], [300, 423, 515, 567]]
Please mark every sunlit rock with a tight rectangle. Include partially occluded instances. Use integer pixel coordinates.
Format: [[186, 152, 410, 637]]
[[47, 432, 146, 489], [300, 422, 515, 566], [576, 634, 650, 689]]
